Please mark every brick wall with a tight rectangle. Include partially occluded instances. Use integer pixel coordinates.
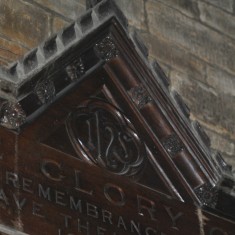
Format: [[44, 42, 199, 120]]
[[0, 0, 235, 170]]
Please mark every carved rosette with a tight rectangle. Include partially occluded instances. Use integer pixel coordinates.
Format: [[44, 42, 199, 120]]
[[65, 58, 85, 81], [0, 102, 26, 129], [162, 134, 184, 156], [35, 78, 56, 104], [94, 35, 119, 61], [128, 85, 152, 109], [194, 184, 218, 208], [66, 99, 145, 178]]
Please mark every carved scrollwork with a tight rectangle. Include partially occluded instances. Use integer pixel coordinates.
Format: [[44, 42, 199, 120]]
[[35, 78, 55, 104], [0, 102, 26, 129], [66, 99, 145, 178], [94, 35, 119, 61], [162, 134, 184, 156], [128, 85, 152, 109], [65, 58, 85, 81], [194, 183, 218, 208]]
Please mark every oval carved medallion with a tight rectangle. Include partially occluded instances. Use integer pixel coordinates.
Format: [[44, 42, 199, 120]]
[[66, 99, 145, 177]]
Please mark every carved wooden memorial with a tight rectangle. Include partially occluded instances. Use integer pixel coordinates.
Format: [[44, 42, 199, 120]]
[[0, 0, 234, 234]]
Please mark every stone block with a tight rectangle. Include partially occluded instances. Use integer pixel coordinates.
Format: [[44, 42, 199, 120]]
[[202, 0, 234, 13], [205, 128, 235, 156], [52, 17, 70, 34], [140, 32, 206, 82], [0, 57, 9, 67], [0, 0, 50, 48], [222, 154, 235, 175], [115, 0, 145, 29], [156, 60, 171, 78], [156, 0, 200, 19], [33, 0, 86, 20], [170, 70, 235, 135], [0, 37, 27, 64], [79, 0, 86, 8], [146, 0, 235, 75], [199, 2, 235, 40], [206, 65, 235, 96]]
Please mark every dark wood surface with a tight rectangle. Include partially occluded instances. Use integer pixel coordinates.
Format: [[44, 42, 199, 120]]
[[0, 62, 233, 234], [0, 126, 234, 234]]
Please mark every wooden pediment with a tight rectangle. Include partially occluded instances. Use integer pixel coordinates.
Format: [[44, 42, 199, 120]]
[[0, 0, 234, 234]]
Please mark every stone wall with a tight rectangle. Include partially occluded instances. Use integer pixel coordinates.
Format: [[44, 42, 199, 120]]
[[0, 0, 86, 66], [0, 0, 235, 170]]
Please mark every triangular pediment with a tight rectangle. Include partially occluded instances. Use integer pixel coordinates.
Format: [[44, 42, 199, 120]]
[[0, 0, 234, 234]]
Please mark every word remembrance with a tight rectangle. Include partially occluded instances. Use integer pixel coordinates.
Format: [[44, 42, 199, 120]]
[[0, 0, 234, 234]]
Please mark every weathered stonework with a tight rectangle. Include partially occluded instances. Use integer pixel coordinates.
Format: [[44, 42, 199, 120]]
[[0, 0, 51, 48]]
